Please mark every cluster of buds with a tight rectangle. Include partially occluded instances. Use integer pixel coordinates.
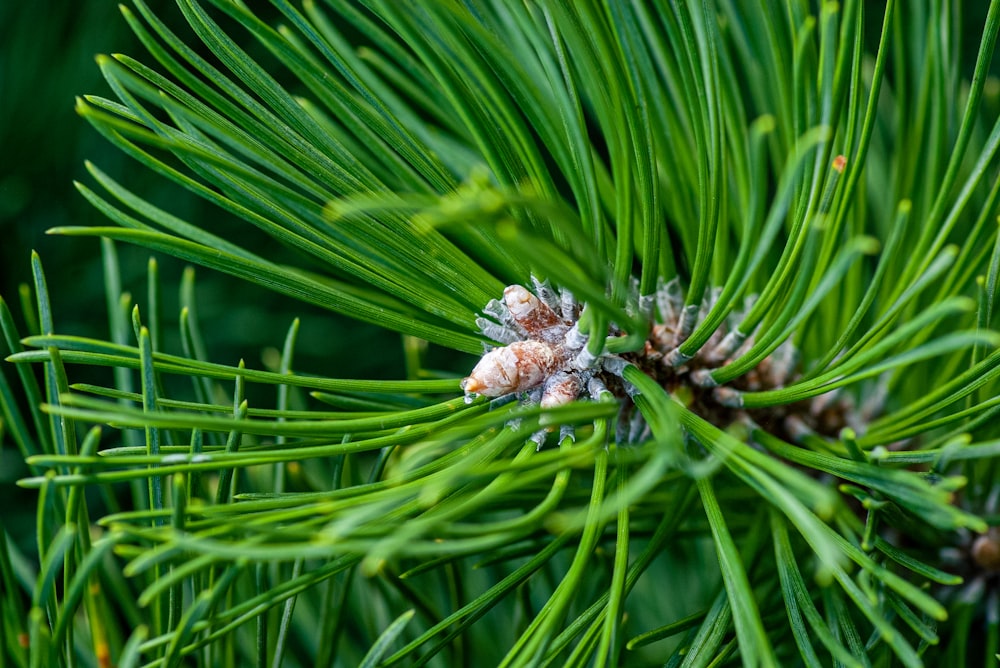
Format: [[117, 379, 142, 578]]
[[460, 282, 613, 410], [462, 278, 862, 446]]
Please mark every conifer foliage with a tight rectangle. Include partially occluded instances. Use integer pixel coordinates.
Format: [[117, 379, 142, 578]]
[[3, 1, 1000, 666]]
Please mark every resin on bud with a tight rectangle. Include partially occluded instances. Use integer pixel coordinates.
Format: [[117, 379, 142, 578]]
[[540, 371, 582, 409], [503, 285, 566, 340], [461, 340, 561, 397]]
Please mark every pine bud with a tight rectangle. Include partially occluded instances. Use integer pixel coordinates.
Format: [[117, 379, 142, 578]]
[[461, 340, 561, 396]]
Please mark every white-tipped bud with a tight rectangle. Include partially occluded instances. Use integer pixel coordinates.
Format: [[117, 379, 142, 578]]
[[504, 285, 564, 335], [540, 371, 582, 409], [461, 340, 559, 397]]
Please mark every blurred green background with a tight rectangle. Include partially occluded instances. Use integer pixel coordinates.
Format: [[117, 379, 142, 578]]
[[2, 3, 172, 311], [0, 2, 412, 378]]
